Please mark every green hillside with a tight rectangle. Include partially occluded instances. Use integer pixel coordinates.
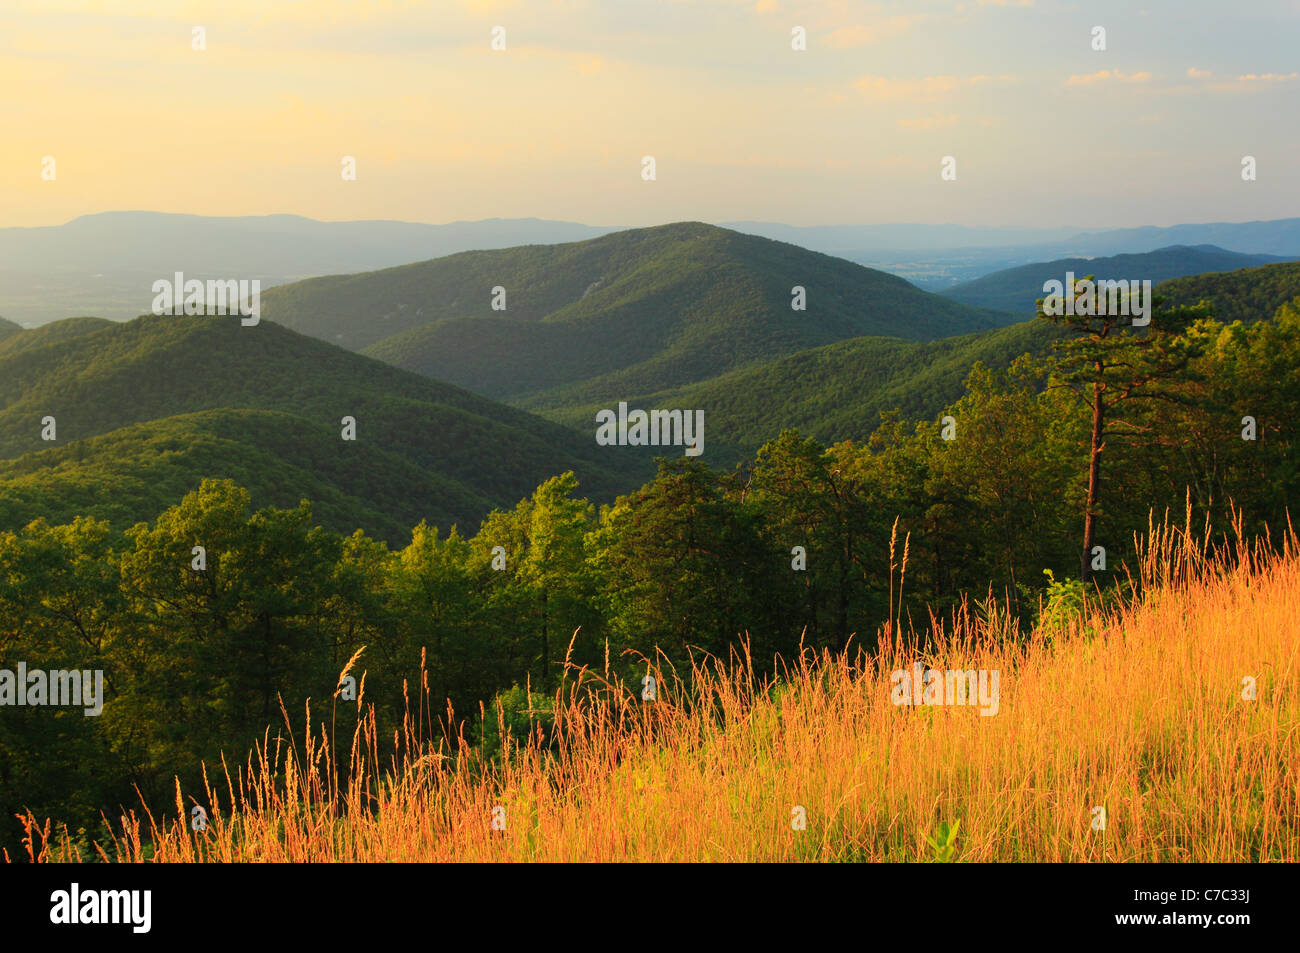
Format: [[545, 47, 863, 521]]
[[529, 261, 1300, 460], [1157, 261, 1300, 325], [262, 222, 1001, 405], [536, 319, 1065, 459], [0, 409, 496, 543], [0, 315, 113, 358], [941, 245, 1288, 318], [4, 253, 1283, 545], [0, 315, 648, 541], [0, 316, 21, 340]]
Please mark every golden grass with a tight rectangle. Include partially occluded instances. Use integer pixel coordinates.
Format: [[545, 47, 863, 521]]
[[18, 510, 1300, 862]]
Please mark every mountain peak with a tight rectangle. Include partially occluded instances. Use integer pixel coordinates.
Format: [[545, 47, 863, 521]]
[[261, 221, 997, 408]]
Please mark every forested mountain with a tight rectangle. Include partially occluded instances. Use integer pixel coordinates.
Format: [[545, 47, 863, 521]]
[[525, 260, 1300, 458], [0, 409, 493, 544], [7, 257, 1289, 548], [0, 316, 113, 357], [941, 245, 1290, 317], [1157, 261, 1300, 326], [261, 222, 1003, 406], [534, 319, 1065, 458], [0, 315, 648, 542], [263, 249, 1300, 468]]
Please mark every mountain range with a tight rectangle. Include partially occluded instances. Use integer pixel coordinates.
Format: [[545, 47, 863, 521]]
[[6, 211, 1300, 326], [0, 213, 620, 327], [687, 220, 1300, 289], [3, 223, 1298, 543], [939, 245, 1294, 317]]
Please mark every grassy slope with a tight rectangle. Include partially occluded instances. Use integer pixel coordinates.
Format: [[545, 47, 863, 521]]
[[57, 526, 1299, 862]]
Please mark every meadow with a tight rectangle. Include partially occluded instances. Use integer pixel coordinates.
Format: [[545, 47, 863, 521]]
[[16, 511, 1297, 863]]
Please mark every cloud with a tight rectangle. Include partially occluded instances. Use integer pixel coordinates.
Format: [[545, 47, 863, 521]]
[[855, 73, 1012, 102], [1186, 67, 1212, 79], [824, 15, 927, 48], [1066, 69, 1152, 86], [6, 0, 436, 24], [1204, 71, 1298, 92], [1236, 72, 1298, 82]]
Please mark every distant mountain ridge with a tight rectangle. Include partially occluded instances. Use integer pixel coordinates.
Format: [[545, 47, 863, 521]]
[[0, 211, 620, 274], [939, 245, 1294, 317], [726, 219, 1300, 258], [7, 211, 1298, 328], [723, 220, 1300, 291], [1062, 219, 1300, 257], [0, 212, 622, 327]]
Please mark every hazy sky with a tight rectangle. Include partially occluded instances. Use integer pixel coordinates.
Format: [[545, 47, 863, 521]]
[[3, 0, 1297, 229]]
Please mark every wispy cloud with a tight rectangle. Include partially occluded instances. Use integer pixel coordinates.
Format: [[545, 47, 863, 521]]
[[824, 15, 927, 48], [855, 73, 1014, 102], [1205, 71, 1299, 92], [1236, 71, 1298, 82], [1066, 69, 1153, 86]]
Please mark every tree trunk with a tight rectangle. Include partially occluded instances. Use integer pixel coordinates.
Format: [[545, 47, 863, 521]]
[[1081, 378, 1104, 581], [838, 531, 850, 651], [540, 587, 549, 691]]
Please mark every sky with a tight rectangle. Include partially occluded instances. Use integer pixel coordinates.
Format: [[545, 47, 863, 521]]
[[2, 0, 1297, 230]]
